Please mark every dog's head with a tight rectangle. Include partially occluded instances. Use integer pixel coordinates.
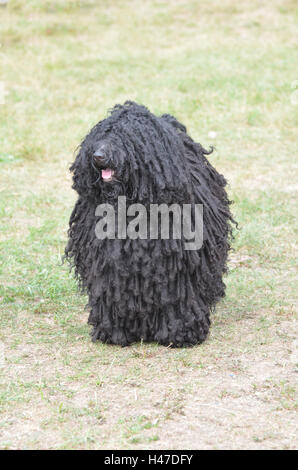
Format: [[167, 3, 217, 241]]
[[70, 101, 194, 203]]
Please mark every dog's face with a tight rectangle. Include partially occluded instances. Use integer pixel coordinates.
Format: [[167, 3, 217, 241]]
[[71, 102, 193, 203], [93, 145, 114, 183], [91, 138, 127, 185]]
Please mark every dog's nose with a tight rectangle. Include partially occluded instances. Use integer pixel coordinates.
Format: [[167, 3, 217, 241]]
[[94, 147, 105, 158], [93, 146, 106, 167]]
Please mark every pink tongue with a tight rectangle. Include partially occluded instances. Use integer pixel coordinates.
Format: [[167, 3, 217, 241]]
[[101, 169, 113, 180]]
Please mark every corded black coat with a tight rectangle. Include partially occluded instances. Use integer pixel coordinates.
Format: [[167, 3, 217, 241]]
[[65, 102, 234, 346]]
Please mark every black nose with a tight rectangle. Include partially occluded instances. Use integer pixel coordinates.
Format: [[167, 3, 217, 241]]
[[93, 146, 105, 167], [94, 147, 105, 158]]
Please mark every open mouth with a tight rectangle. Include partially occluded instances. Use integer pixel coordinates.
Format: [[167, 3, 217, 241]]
[[101, 168, 115, 182]]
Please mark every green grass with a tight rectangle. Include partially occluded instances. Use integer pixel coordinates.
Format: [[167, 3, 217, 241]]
[[0, 0, 297, 450]]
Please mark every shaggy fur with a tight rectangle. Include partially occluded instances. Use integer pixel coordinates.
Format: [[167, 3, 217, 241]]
[[65, 101, 234, 347]]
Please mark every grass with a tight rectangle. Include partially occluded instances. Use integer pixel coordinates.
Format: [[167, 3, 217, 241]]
[[0, 0, 297, 450]]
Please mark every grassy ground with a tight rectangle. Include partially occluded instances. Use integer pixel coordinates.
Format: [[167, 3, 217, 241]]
[[0, 0, 297, 450]]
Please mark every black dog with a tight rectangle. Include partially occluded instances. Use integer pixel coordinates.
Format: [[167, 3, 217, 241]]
[[65, 101, 234, 347]]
